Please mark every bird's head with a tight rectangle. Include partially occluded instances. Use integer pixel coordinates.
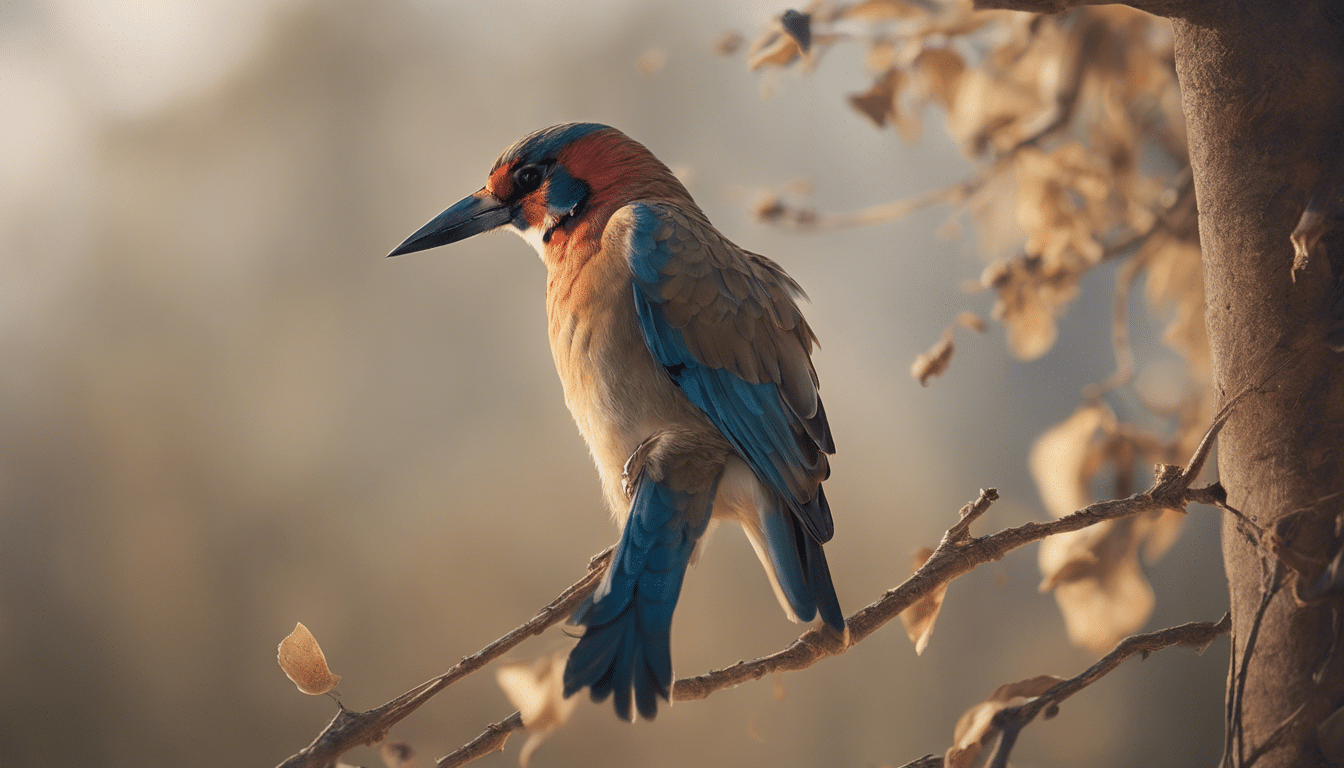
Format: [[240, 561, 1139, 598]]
[[388, 123, 690, 260]]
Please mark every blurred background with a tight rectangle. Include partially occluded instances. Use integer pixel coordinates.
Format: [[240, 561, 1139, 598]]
[[0, 1, 1226, 766]]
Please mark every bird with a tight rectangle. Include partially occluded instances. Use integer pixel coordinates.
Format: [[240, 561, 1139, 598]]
[[388, 123, 844, 721]]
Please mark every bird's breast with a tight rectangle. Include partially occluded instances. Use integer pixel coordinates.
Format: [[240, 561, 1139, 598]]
[[544, 241, 702, 520]]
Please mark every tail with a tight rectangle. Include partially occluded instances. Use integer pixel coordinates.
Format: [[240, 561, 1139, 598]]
[[563, 478, 712, 720], [752, 485, 845, 632]]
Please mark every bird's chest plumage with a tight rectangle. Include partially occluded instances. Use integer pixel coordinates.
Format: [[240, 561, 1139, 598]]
[[544, 240, 699, 518]]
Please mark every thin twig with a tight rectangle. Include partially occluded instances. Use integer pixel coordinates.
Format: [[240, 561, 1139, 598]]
[[986, 614, 1232, 768], [761, 173, 989, 231], [438, 712, 526, 768]]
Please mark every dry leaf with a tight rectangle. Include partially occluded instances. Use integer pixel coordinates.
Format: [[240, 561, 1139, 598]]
[[277, 622, 342, 695], [748, 32, 801, 71], [912, 329, 955, 386], [497, 651, 578, 767], [1143, 236, 1209, 374], [900, 547, 946, 654], [982, 256, 1078, 361], [957, 311, 987, 333], [380, 741, 417, 768], [946, 675, 1064, 768], [1039, 517, 1157, 652], [1031, 405, 1166, 651], [1029, 403, 1109, 519], [914, 48, 966, 110], [849, 69, 901, 128]]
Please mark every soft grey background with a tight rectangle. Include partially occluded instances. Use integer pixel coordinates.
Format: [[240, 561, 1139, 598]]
[[0, 1, 1224, 766]]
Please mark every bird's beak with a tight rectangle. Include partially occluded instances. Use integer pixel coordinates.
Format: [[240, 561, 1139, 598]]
[[387, 190, 512, 257]]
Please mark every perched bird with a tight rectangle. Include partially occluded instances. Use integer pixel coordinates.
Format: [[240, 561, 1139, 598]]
[[389, 123, 843, 721]]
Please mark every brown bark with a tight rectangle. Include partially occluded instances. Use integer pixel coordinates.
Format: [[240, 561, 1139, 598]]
[[1173, 3, 1344, 766], [979, 0, 1344, 762]]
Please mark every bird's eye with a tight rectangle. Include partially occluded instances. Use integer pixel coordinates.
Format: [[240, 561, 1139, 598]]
[[514, 165, 544, 193]]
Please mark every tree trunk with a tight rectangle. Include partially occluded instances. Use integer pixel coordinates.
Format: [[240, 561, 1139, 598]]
[[1173, 3, 1344, 765]]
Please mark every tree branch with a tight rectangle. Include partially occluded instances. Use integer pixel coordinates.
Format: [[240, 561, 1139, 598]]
[[986, 614, 1233, 768], [438, 713, 525, 768], [971, 0, 1200, 18], [281, 396, 1242, 768]]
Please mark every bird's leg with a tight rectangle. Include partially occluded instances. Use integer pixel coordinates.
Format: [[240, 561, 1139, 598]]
[[622, 434, 660, 499]]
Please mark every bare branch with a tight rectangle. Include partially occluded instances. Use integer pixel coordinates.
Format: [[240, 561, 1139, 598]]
[[971, 0, 1198, 17], [759, 173, 987, 232], [438, 713, 525, 768], [986, 614, 1232, 768]]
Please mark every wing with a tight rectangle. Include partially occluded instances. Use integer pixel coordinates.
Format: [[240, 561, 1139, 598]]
[[622, 202, 835, 542]]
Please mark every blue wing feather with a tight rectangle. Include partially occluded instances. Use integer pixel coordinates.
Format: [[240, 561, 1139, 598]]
[[624, 203, 843, 632], [628, 204, 832, 541]]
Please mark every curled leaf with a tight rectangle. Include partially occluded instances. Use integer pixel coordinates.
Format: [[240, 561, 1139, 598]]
[[911, 329, 955, 386], [497, 651, 578, 767], [277, 622, 342, 695], [1289, 146, 1344, 282], [900, 547, 947, 654], [946, 675, 1064, 768]]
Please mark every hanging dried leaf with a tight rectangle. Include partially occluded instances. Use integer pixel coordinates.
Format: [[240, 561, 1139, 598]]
[[900, 547, 947, 654], [1030, 405, 1169, 651], [380, 741, 417, 768], [497, 651, 579, 767], [946, 675, 1064, 768], [912, 329, 955, 386], [914, 48, 966, 111], [849, 69, 901, 128], [277, 622, 342, 695], [1029, 403, 1109, 519], [982, 256, 1079, 361], [957, 311, 987, 333], [748, 32, 801, 71], [1143, 236, 1209, 374], [1039, 516, 1157, 652]]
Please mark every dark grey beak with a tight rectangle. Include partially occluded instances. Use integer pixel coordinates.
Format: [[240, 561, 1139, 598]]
[[387, 190, 512, 257]]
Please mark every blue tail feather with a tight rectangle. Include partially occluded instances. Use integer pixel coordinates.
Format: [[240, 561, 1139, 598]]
[[563, 477, 713, 720], [803, 523, 845, 631]]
